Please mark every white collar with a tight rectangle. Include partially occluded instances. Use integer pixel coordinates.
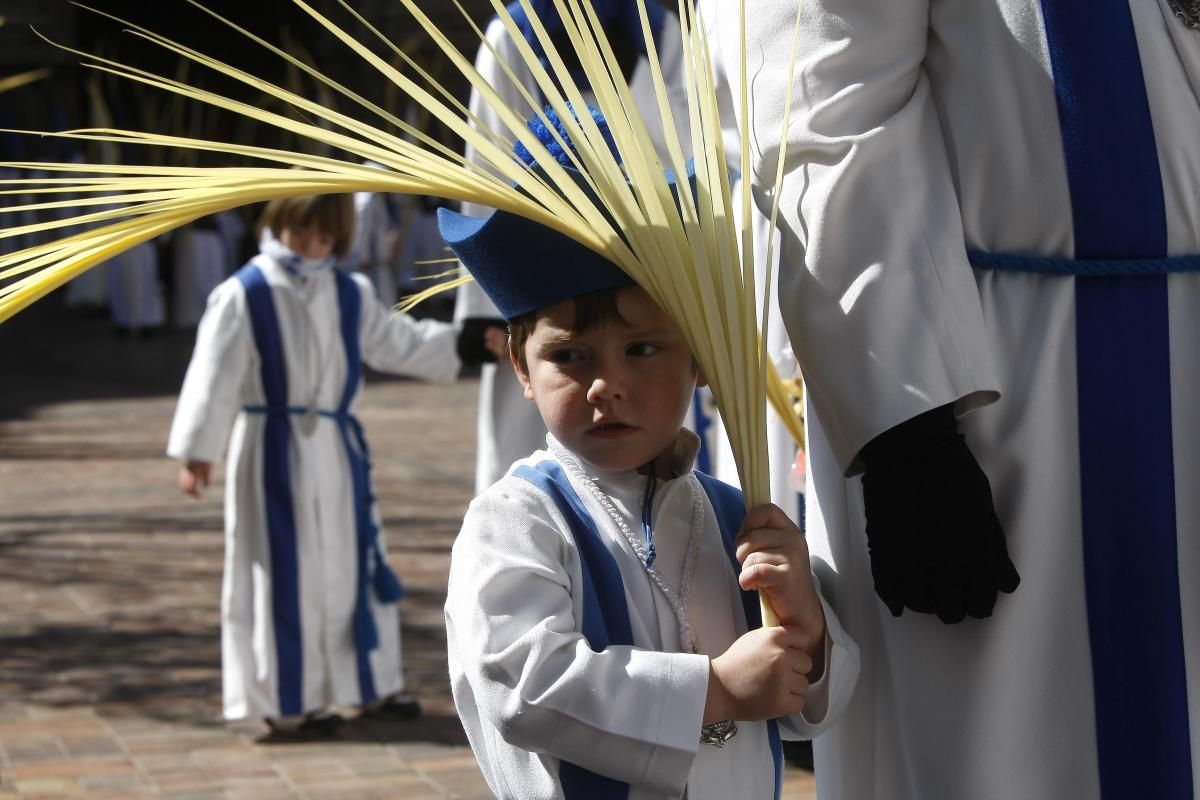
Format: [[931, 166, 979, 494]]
[[546, 428, 701, 482]]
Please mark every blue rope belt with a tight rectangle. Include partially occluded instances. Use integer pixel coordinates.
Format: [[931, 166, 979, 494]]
[[969, 249, 1200, 276], [242, 404, 404, 656]]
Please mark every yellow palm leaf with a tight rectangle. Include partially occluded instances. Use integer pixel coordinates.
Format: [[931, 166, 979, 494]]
[[0, 68, 51, 95], [0, 0, 804, 623]]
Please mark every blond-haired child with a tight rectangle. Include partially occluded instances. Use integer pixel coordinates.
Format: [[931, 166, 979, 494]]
[[169, 193, 463, 735]]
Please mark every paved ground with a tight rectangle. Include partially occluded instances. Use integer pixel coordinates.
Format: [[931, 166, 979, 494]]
[[0, 297, 817, 799]]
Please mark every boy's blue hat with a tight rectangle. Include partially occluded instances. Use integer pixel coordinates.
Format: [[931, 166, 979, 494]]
[[439, 105, 694, 320], [437, 200, 633, 320]]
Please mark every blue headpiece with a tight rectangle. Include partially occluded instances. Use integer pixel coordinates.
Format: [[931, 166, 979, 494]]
[[504, 0, 667, 77], [439, 105, 692, 320]]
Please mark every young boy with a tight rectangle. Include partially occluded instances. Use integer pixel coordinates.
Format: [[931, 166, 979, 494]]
[[168, 193, 464, 736], [440, 130, 859, 798]]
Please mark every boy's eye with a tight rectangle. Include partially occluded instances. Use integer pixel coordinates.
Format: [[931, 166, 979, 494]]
[[627, 342, 661, 357], [547, 348, 585, 364]]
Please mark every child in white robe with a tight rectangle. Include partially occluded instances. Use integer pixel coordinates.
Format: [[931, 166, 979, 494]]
[[441, 112, 859, 799], [168, 193, 463, 736]]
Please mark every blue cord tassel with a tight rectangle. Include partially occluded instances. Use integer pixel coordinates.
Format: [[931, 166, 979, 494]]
[[641, 471, 658, 568], [353, 599, 379, 653], [372, 550, 405, 603]]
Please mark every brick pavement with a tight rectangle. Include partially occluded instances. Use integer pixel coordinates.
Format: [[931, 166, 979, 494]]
[[0, 301, 817, 799]]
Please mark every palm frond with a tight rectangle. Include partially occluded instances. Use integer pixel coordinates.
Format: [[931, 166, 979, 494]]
[[0, 0, 804, 622]]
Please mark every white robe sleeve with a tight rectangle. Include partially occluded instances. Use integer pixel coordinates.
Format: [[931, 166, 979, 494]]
[[778, 591, 860, 739], [166, 279, 253, 464], [353, 274, 460, 384], [714, 0, 1001, 474], [447, 480, 711, 796]]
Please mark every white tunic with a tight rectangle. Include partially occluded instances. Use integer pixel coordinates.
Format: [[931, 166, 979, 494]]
[[167, 253, 460, 719], [349, 186, 402, 309], [108, 240, 165, 331], [714, 1, 1200, 797], [172, 225, 233, 328], [456, 9, 694, 493], [446, 433, 859, 799]]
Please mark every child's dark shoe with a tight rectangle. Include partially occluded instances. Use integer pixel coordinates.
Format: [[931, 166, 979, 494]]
[[263, 711, 345, 740], [364, 692, 422, 721]]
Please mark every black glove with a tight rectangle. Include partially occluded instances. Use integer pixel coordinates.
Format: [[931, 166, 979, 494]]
[[456, 317, 507, 366], [859, 404, 1020, 623]]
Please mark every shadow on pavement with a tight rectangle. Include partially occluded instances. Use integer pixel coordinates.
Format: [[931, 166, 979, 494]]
[[0, 623, 222, 724], [253, 712, 470, 747], [0, 295, 197, 422]]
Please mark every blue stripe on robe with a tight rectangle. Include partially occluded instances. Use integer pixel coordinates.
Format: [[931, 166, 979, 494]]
[[333, 272, 379, 704], [1037, 2, 1193, 796], [235, 263, 304, 716], [513, 461, 633, 800], [691, 390, 713, 475], [513, 462, 784, 798]]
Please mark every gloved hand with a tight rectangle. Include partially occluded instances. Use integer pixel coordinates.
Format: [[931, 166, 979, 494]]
[[456, 317, 507, 366], [859, 404, 1020, 623]]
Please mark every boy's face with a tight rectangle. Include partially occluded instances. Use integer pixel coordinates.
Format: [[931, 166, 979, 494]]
[[513, 286, 705, 473], [280, 222, 335, 261]]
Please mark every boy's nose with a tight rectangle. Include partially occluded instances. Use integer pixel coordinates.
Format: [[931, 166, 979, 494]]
[[586, 371, 626, 404]]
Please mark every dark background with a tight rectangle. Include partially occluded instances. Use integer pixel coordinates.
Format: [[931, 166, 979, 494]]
[[0, 0, 674, 162], [0, 0, 512, 162]]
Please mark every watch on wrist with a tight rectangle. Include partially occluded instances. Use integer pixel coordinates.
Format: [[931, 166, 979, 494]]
[[699, 719, 738, 748]]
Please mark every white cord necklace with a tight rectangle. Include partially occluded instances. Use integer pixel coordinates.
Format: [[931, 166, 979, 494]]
[[553, 441, 706, 654]]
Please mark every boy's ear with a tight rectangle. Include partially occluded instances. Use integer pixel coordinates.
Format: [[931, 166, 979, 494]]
[[510, 347, 535, 401], [695, 363, 708, 389]]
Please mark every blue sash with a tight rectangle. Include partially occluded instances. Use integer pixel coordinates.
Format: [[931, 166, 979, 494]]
[[236, 263, 403, 711], [513, 461, 783, 799], [980, 5, 1193, 795], [691, 390, 714, 475]]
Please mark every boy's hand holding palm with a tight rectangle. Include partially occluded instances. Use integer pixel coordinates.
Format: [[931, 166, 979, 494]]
[[704, 504, 828, 725]]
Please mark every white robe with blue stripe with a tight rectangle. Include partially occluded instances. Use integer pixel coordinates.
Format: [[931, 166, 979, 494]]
[[167, 253, 460, 719], [714, 0, 1200, 797], [445, 432, 860, 799]]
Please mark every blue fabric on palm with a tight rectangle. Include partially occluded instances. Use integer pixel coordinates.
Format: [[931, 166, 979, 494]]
[[439, 105, 696, 320], [513, 104, 618, 168], [503, 0, 666, 72]]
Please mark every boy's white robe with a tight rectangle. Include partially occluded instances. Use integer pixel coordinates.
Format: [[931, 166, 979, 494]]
[[714, 0, 1200, 797], [167, 253, 460, 719], [455, 10, 694, 493], [446, 433, 859, 799]]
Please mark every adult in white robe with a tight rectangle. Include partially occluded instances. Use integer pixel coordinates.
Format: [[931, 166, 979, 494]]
[[446, 431, 859, 800], [172, 222, 234, 329], [108, 240, 165, 333], [399, 201, 450, 290], [167, 249, 460, 720], [714, 0, 1200, 797], [456, 2, 694, 493], [349, 187, 403, 309]]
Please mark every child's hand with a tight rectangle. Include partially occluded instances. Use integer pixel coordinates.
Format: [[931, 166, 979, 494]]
[[179, 461, 212, 498], [705, 626, 814, 723], [483, 325, 507, 360], [736, 503, 826, 677], [456, 318, 507, 366]]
